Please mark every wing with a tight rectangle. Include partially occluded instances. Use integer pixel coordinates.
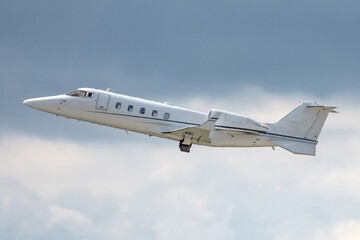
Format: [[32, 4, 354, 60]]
[[161, 113, 221, 144], [161, 110, 269, 145]]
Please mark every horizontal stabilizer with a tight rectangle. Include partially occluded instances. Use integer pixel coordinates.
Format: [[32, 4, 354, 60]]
[[271, 139, 317, 156], [307, 105, 338, 113]]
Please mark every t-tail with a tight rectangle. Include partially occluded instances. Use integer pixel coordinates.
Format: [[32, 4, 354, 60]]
[[268, 102, 337, 156]]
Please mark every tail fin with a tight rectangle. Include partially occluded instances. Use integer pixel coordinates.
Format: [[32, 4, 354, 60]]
[[269, 101, 337, 155]]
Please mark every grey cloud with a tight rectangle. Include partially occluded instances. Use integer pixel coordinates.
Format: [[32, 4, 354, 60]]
[[1, 0, 360, 135], [1, 0, 359, 94]]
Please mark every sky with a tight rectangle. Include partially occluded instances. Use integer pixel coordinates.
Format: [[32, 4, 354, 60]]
[[1, 0, 360, 239]]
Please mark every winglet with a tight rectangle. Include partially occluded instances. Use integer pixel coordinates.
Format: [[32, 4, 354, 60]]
[[198, 112, 222, 130], [307, 104, 338, 113]]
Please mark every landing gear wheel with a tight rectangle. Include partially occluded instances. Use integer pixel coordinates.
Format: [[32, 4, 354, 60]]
[[179, 140, 192, 153]]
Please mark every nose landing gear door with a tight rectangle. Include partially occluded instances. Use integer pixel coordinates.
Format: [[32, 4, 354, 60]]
[[96, 93, 110, 111]]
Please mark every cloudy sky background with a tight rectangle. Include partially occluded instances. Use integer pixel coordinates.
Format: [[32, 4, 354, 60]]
[[1, 0, 360, 239]]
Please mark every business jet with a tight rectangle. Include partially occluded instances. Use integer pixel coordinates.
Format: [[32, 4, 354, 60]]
[[23, 88, 336, 155]]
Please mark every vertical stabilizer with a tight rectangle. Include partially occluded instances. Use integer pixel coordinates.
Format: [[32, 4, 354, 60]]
[[268, 102, 336, 155], [270, 102, 336, 141]]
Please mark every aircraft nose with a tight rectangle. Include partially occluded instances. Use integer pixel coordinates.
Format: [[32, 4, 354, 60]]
[[23, 99, 35, 108], [23, 97, 59, 113], [23, 98, 44, 109]]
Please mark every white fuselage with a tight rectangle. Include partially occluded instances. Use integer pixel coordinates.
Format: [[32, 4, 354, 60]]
[[24, 87, 334, 155], [24, 88, 273, 148]]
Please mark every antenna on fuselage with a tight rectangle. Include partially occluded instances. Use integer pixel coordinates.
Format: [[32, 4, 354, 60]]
[[105, 88, 114, 92]]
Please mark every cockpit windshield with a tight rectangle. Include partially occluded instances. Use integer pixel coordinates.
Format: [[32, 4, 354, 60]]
[[66, 90, 94, 98]]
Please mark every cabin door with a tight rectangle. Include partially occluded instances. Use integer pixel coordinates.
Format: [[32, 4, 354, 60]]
[[96, 93, 110, 111]]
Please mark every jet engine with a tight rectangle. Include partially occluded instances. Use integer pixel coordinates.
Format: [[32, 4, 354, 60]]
[[208, 109, 268, 133]]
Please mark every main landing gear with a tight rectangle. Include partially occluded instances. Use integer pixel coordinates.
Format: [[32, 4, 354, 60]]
[[179, 140, 192, 152], [179, 132, 193, 152], [179, 132, 193, 153]]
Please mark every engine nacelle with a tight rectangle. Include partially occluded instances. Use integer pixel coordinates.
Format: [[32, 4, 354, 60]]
[[208, 109, 268, 133]]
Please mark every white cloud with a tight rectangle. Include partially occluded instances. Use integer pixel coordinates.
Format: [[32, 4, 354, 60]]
[[1, 89, 360, 239], [49, 204, 91, 229], [315, 219, 360, 240]]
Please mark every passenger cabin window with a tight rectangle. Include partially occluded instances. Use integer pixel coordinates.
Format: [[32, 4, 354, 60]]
[[115, 102, 121, 109], [164, 112, 170, 120], [128, 105, 133, 112], [66, 90, 93, 98], [152, 110, 158, 117], [140, 107, 145, 114]]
